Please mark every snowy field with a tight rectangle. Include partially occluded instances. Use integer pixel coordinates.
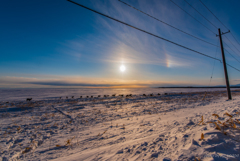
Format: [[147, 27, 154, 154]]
[[1, 88, 240, 161], [0, 88, 236, 102]]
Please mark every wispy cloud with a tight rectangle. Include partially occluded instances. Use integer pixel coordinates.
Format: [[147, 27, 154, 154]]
[[1, 0, 239, 89], [61, 0, 209, 68]]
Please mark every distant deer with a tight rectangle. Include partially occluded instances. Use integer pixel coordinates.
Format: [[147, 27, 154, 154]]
[[129, 94, 132, 97], [119, 94, 124, 97], [72, 96, 74, 99], [149, 94, 153, 97], [164, 93, 168, 95], [86, 96, 89, 98], [112, 94, 116, 97], [91, 96, 93, 98], [143, 94, 146, 96], [104, 95, 107, 97], [98, 95, 101, 97], [26, 98, 32, 101], [80, 96, 82, 98], [157, 93, 160, 95]]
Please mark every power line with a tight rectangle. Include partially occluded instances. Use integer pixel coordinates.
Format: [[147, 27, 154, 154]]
[[224, 49, 240, 64], [199, 0, 228, 30], [183, 0, 218, 29], [67, 0, 219, 61], [230, 33, 240, 47], [184, 0, 240, 57], [224, 35, 240, 54], [183, 0, 240, 56], [118, 0, 217, 47], [226, 63, 240, 72], [208, 40, 219, 86], [222, 39, 240, 58], [169, 0, 216, 35], [67, 0, 240, 73], [223, 40, 240, 64], [199, 0, 240, 49], [184, 0, 240, 58]]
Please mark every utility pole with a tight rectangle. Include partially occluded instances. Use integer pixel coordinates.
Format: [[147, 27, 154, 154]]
[[218, 28, 232, 100]]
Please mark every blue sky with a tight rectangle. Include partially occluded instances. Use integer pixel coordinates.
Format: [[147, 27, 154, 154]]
[[1, 0, 240, 88]]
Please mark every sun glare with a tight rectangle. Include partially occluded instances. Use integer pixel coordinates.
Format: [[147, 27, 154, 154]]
[[120, 65, 126, 72]]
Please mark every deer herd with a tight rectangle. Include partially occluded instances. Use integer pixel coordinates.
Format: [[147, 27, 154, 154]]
[[26, 93, 168, 101]]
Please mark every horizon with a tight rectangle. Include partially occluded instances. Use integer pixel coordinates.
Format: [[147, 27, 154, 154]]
[[1, 84, 240, 89], [1, 0, 240, 88]]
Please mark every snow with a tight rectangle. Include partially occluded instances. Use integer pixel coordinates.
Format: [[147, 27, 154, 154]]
[[0, 88, 240, 161], [0, 88, 236, 102]]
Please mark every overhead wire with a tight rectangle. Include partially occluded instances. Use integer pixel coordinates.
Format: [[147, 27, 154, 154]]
[[124, 0, 240, 63], [184, 0, 240, 72], [67, 0, 220, 61], [199, 0, 240, 49], [224, 49, 240, 64], [223, 35, 240, 54], [67, 0, 240, 73], [199, 0, 228, 29], [169, 0, 216, 35], [222, 40, 240, 58], [183, 0, 218, 29], [226, 63, 240, 72], [208, 39, 219, 86], [230, 32, 240, 47], [118, 0, 217, 47], [183, 0, 240, 63], [222, 39, 240, 64]]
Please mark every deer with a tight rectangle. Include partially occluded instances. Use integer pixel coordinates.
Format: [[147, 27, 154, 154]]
[[26, 98, 32, 101]]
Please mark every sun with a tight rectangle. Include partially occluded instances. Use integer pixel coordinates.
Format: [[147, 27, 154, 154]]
[[120, 65, 126, 72]]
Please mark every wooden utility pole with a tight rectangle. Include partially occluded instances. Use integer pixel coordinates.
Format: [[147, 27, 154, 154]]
[[218, 28, 232, 100]]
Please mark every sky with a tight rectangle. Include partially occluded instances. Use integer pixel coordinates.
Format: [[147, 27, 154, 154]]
[[1, 0, 240, 88]]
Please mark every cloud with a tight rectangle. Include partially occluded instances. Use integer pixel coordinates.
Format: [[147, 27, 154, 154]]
[[0, 75, 228, 88], [2, 0, 235, 89], [25, 81, 121, 87], [61, 0, 210, 69]]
